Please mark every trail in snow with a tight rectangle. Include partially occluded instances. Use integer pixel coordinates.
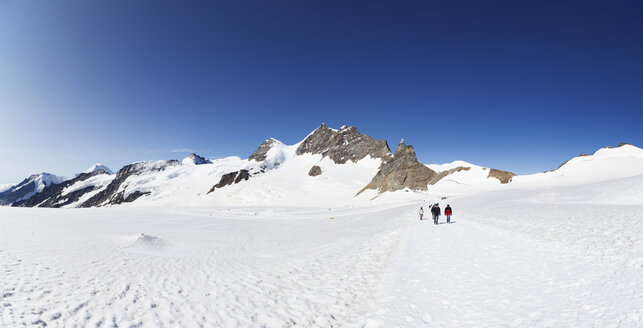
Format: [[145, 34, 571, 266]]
[[359, 200, 643, 327]]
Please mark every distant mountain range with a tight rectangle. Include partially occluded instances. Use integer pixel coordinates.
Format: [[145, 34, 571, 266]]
[[1, 124, 642, 208]]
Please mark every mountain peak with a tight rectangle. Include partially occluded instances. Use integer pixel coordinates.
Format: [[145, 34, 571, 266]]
[[182, 154, 212, 165], [249, 138, 283, 162], [297, 124, 392, 164], [358, 140, 436, 195], [84, 163, 114, 175]]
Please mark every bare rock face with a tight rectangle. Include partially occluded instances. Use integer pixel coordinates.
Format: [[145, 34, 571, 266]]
[[249, 139, 277, 162], [207, 170, 250, 193], [297, 124, 392, 164], [487, 168, 516, 184], [358, 140, 438, 195], [308, 165, 322, 177]]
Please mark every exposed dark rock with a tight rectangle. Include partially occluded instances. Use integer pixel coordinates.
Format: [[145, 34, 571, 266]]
[[297, 124, 392, 164], [12, 170, 110, 208], [487, 168, 516, 184], [124, 191, 151, 203], [207, 170, 250, 193], [358, 140, 438, 195], [235, 170, 251, 183], [79, 160, 179, 207], [308, 165, 322, 177], [249, 139, 277, 162]]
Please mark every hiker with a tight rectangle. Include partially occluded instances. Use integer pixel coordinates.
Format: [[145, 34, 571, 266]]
[[419, 207, 424, 221], [431, 203, 441, 225], [445, 204, 452, 224]]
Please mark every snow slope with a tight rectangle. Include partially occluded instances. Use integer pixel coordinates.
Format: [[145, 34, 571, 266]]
[[114, 141, 384, 208], [427, 161, 510, 195], [423, 144, 643, 203], [514, 144, 643, 187]]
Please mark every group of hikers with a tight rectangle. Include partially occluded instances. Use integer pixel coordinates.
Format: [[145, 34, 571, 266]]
[[419, 203, 452, 225]]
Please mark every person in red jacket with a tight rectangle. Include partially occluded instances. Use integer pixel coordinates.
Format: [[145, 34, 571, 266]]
[[445, 205, 453, 224]]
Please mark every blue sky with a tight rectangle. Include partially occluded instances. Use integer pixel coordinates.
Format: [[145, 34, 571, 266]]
[[1, 0, 641, 183]]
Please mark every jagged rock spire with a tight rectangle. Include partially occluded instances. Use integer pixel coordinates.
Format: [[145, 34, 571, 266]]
[[357, 140, 437, 195]]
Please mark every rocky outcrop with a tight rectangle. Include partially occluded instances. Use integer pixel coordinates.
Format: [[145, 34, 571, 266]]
[[308, 165, 322, 177], [207, 170, 251, 193], [79, 160, 179, 207], [297, 124, 392, 164], [12, 170, 110, 208], [487, 168, 515, 184], [249, 139, 277, 162], [358, 140, 438, 195]]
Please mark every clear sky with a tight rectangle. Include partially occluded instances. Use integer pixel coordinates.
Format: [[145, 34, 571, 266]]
[[1, 0, 641, 183]]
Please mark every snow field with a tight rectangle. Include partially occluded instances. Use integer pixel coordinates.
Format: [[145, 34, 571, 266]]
[[2, 197, 640, 327], [0, 205, 410, 327]]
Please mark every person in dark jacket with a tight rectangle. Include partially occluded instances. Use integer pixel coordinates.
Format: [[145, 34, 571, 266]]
[[445, 205, 452, 224], [431, 204, 441, 225]]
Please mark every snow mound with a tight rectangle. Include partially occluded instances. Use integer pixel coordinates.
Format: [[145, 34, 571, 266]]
[[84, 163, 113, 175], [124, 233, 167, 249]]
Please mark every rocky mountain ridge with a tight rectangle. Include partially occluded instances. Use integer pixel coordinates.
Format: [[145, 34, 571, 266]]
[[1, 123, 629, 208], [296, 124, 392, 164], [13, 170, 111, 208], [79, 160, 179, 207]]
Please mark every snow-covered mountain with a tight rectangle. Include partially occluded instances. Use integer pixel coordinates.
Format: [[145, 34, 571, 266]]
[[181, 154, 212, 165], [2, 125, 642, 208], [0, 173, 64, 205], [12, 169, 113, 208]]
